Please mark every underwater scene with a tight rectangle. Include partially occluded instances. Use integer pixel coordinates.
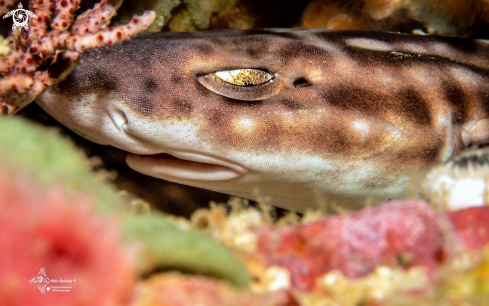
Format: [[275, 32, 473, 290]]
[[2, 0, 489, 305]]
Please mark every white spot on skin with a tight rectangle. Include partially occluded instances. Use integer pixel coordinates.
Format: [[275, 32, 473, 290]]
[[233, 117, 256, 135], [352, 120, 370, 135], [239, 117, 254, 129], [281, 112, 298, 129], [345, 38, 393, 52], [306, 68, 323, 83], [351, 120, 370, 140]]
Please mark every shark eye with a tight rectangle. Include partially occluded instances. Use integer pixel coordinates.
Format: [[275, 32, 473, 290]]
[[214, 69, 273, 86], [197, 68, 281, 101]]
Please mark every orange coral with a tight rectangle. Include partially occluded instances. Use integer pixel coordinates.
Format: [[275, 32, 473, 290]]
[[301, 0, 356, 30], [300, 0, 392, 31], [363, 0, 397, 20]]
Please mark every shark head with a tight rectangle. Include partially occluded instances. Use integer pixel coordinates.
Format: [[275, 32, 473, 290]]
[[36, 29, 489, 211]]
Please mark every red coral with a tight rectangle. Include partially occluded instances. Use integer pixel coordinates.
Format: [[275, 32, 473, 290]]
[[256, 201, 449, 291], [0, 171, 136, 306], [447, 206, 489, 251]]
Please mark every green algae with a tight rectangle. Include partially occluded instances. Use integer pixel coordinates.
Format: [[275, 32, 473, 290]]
[[0, 116, 250, 287]]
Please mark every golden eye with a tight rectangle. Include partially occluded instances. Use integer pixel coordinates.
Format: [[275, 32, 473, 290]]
[[215, 69, 273, 86]]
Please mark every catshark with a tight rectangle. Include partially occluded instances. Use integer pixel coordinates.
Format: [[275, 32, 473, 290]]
[[36, 29, 489, 211]]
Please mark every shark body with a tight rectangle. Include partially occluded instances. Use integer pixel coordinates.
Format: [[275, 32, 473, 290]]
[[36, 29, 489, 211]]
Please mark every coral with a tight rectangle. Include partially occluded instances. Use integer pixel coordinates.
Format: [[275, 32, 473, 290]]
[[255, 200, 450, 291], [296, 266, 428, 306], [403, 0, 479, 35], [0, 169, 136, 306], [364, 0, 398, 21], [0, 0, 156, 115], [0, 0, 16, 15], [421, 148, 489, 210], [0, 36, 9, 56], [382, 246, 489, 305], [188, 199, 489, 304], [190, 198, 271, 253], [300, 0, 489, 36], [168, 0, 253, 32], [101, 0, 253, 33], [301, 0, 367, 31], [130, 273, 294, 306], [447, 206, 489, 252], [113, 0, 180, 32]]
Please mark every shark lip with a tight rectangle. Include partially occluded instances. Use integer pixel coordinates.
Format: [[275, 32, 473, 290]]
[[115, 119, 246, 181], [126, 152, 246, 181]]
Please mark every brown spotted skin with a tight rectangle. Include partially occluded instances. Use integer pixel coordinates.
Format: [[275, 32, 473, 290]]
[[36, 29, 489, 211]]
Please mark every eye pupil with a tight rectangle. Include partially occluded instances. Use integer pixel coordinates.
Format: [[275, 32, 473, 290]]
[[215, 69, 273, 86]]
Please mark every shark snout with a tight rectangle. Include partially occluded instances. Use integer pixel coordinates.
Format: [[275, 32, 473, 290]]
[[107, 107, 248, 182]]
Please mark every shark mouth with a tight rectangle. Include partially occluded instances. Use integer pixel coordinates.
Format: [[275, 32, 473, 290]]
[[126, 152, 245, 181]]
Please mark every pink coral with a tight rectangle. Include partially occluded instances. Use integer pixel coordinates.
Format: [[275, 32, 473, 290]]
[[256, 201, 450, 291], [447, 206, 489, 251], [0, 0, 155, 115], [0, 170, 136, 306], [0, 0, 16, 15]]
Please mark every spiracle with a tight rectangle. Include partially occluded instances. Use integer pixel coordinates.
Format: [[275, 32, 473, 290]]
[[420, 148, 489, 210]]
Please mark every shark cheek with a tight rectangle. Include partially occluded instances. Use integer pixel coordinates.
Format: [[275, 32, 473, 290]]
[[126, 153, 241, 182]]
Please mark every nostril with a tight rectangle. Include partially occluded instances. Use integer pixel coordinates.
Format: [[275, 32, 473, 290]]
[[109, 109, 128, 131], [293, 78, 311, 88]]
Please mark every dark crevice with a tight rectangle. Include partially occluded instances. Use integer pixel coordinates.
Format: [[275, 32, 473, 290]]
[[293, 77, 311, 88]]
